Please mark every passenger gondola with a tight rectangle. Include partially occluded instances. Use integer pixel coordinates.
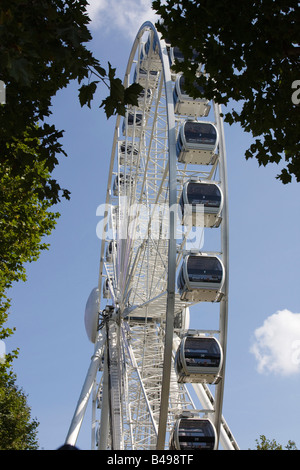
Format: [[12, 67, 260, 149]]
[[173, 75, 211, 117], [177, 254, 224, 302], [169, 417, 217, 450], [96, 389, 103, 409], [179, 179, 223, 228], [140, 35, 162, 71], [168, 46, 198, 67], [134, 66, 159, 89], [122, 112, 144, 137], [105, 240, 117, 263], [128, 83, 152, 111], [175, 335, 223, 384], [167, 46, 200, 79], [136, 87, 152, 110], [103, 277, 112, 299], [113, 174, 134, 196], [176, 120, 218, 165], [168, 45, 185, 65], [119, 141, 139, 166]]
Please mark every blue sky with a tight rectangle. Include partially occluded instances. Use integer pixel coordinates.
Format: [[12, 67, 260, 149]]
[[6, 0, 300, 450]]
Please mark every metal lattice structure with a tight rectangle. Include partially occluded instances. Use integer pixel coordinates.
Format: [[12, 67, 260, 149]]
[[65, 22, 239, 451]]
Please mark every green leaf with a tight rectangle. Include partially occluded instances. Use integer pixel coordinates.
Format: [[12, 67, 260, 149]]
[[9, 58, 31, 85], [124, 83, 144, 107], [78, 81, 99, 108], [100, 96, 116, 118], [107, 62, 116, 81], [93, 64, 107, 77], [110, 77, 124, 102]]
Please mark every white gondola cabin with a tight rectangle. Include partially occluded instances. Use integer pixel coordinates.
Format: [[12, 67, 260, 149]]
[[140, 35, 162, 71], [169, 418, 217, 450], [113, 173, 133, 196], [168, 46, 185, 66], [105, 240, 117, 263], [103, 277, 112, 299], [177, 254, 224, 302], [136, 87, 152, 110], [118, 141, 139, 166], [179, 179, 223, 228], [128, 83, 152, 111], [175, 335, 223, 384], [113, 174, 134, 196], [167, 46, 185, 80], [176, 120, 218, 165], [167, 46, 200, 79], [168, 46, 199, 68], [134, 66, 159, 89], [122, 112, 144, 137], [174, 75, 211, 117]]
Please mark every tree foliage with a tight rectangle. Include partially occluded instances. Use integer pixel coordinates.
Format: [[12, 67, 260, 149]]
[[0, 261, 34, 449], [0, 0, 142, 447], [0, 133, 59, 298], [0, 0, 141, 198], [254, 435, 298, 450], [0, 0, 142, 311], [152, 0, 300, 183], [0, 370, 39, 450]]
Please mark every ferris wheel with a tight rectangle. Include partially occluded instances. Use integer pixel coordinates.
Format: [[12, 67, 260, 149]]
[[65, 22, 239, 451]]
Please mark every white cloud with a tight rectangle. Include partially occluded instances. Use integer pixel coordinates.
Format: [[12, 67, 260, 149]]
[[250, 309, 300, 376], [86, 0, 158, 37]]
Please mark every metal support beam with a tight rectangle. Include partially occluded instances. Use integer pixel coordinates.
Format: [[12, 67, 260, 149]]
[[65, 333, 104, 446], [156, 29, 177, 450]]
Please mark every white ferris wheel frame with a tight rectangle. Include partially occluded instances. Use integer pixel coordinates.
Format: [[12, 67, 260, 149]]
[[65, 21, 238, 451]]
